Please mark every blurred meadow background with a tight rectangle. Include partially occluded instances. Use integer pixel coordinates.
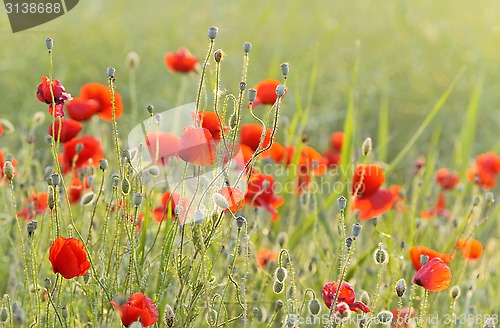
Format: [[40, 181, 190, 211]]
[[0, 0, 500, 327]]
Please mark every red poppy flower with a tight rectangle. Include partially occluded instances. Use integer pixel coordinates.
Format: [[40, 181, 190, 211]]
[[0, 150, 17, 183], [49, 236, 90, 279], [153, 191, 190, 223], [0, 123, 3, 136], [409, 246, 451, 271], [351, 164, 396, 220], [220, 186, 245, 213], [412, 257, 452, 292], [255, 248, 279, 268], [420, 193, 451, 219], [111, 292, 159, 327], [391, 307, 415, 328], [145, 132, 180, 166], [178, 126, 216, 166], [66, 98, 100, 121], [456, 239, 483, 260], [48, 118, 82, 143], [195, 111, 229, 141], [37, 76, 72, 105], [62, 135, 104, 172], [436, 168, 459, 190], [245, 171, 284, 221], [79, 83, 124, 122], [239, 123, 282, 159], [330, 132, 344, 152], [321, 281, 370, 313], [68, 175, 89, 204], [466, 152, 500, 189], [324, 148, 341, 167], [251, 78, 284, 107], [48, 103, 65, 118], [164, 48, 198, 73], [18, 192, 48, 221]]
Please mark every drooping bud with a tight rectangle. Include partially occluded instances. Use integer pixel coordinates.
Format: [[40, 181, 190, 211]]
[[133, 192, 143, 207], [107, 66, 115, 78], [45, 37, 53, 52], [121, 178, 131, 195], [252, 307, 264, 322], [126, 51, 140, 69], [337, 196, 347, 211], [205, 308, 217, 326], [396, 278, 406, 297], [275, 84, 286, 97], [362, 137, 372, 156], [273, 280, 284, 294], [352, 222, 362, 237], [280, 62, 289, 77], [208, 26, 218, 40], [164, 304, 175, 327], [274, 267, 288, 282], [308, 298, 321, 315], [248, 88, 257, 103], [213, 193, 229, 210], [243, 42, 252, 53]]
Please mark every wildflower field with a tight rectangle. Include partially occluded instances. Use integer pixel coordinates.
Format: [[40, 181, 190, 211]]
[[1, 0, 500, 327]]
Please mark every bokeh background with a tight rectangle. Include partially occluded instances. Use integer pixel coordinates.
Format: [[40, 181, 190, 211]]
[[2, 0, 500, 166]]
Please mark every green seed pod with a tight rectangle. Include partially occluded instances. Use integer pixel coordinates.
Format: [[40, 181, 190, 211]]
[[308, 298, 321, 316], [248, 88, 257, 103], [99, 159, 108, 171], [337, 196, 347, 211], [274, 267, 288, 283], [147, 104, 154, 115], [45, 37, 53, 51], [235, 216, 246, 228], [213, 193, 229, 210], [164, 304, 175, 327], [133, 192, 143, 207], [252, 307, 263, 322], [239, 81, 246, 91], [243, 42, 252, 53], [122, 149, 132, 161], [27, 220, 38, 237], [273, 280, 284, 294], [208, 26, 218, 40], [122, 178, 130, 195], [275, 84, 286, 97], [107, 66, 115, 78], [280, 62, 289, 77], [352, 222, 362, 237]]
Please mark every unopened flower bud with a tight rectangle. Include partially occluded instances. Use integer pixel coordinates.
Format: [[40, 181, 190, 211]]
[[126, 51, 140, 69], [11, 302, 25, 325], [129, 322, 142, 328], [133, 192, 143, 207], [229, 114, 238, 129], [213, 193, 229, 209], [396, 278, 406, 297], [99, 159, 108, 171], [280, 62, 289, 77], [252, 307, 264, 321], [377, 310, 393, 324], [27, 220, 38, 237], [337, 196, 347, 211], [243, 42, 252, 53], [485, 192, 495, 204], [352, 222, 362, 237], [122, 178, 130, 195], [214, 49, 223, 62], [80, 192, 95, 206], [4, 161, 14, 181], [122, 149, 132, 161], [277, 232, 288, 247], [275, 84, 286, 97], [208, 26, 218, 40], [107, 66, 115, 78], [0, 307, 8, 323], [45, 37, 53, 51], [164, 304, 175, 327], [308, 299, 321, 315], [148, 165, 160, 176], [239, 81, 246, 91], [32, 111, 46, 126], [47, 186, 55, 210], [450, 285, 461, 299], [235, 215, 246, 228], [362, 137, 372, 156], [206, 308, 217, 326], [374, 245, 388, 265], [275, 300, 283, 311], [275, 267, 288, 282], [248, 88, 257, 103], [273, 280, 284, 294], [360, 291, 370, 306]]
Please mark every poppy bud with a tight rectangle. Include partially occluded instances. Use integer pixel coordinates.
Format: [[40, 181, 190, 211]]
[[485, 192, 495, 204], [360, 291, 370, 306], [147, 104, 154, 115], [352, 222, 362, 237], [107, 66, 115, 78], [51, 173, 61, 186], [273, 280, 284, 294], [61, 306, 69, 320], [345, 237, 353, 249], [4, 161, 14, 181], [229, 114, 238, 129], [308, 298, 321, 315], [45, 37, 53, 51], [377, 310, 393, 324], [396, 278, 406, 297], [274, 267, 288, 282], [27, 220, 38, 237], [362, 137, 372, 156], [47, 186, 55, 210], [75, 143, 84, 153], [214, 49, 223, 63], [208, 26, 218, 40], [193, 210, 205, 224], [122, 178, 130, 195], [122, 149, 132, 161], [280, 62, 289, 77], [275, 84, 286, 97], [252, 307, 264, 321], [44, 277, 51, 290], [278, 232, 288, 247], [148, 165, 160, 176], [206, 308, 217, 326], [374, 244, 388, 265], [337, 196, 347, 211], [174, 205, 184, 217], [235, 215, 246, 228], [81, 192, 95, 206], [239, 81, 246, 91], [126, 51, 140, 69], [99, 159, 108, 171], [0, 307, 7, 323], [164, 304, 175, 327], [213, 193, 229, 210], [128, 322, 142, 328], [133, 192, 143, 207], [243, 42, 252, 53], [11, 302, 25, 325], [450, 285, 461, 299], [32, 111, 46, 126], [275, 300, 283, 311], [248, 88, 257, 103]]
